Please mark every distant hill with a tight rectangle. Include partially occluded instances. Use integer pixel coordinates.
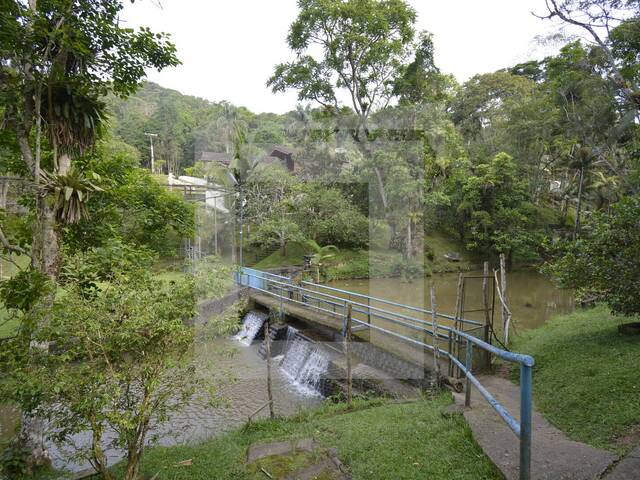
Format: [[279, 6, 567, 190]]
[[107, 82, 292, 174]]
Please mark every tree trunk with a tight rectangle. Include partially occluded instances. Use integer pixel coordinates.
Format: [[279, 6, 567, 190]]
[[280, 237, 286, 256], [405, 221, 412, 260], [31, 197, 61, 280], [574, 165, 585, 239], [0, 181, 8, 210]]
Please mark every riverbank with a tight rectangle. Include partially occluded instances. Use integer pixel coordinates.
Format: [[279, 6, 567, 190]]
[[106, 395, 502, 480], [510, 305, 640, 455], [252, 234, 479, 281]]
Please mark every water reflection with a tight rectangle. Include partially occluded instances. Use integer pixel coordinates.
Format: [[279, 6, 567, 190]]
[[329, 269, 574, 332]]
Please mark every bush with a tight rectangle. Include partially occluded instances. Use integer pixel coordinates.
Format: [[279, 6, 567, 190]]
[[293, 185, 369, 248], [545, 195, 640, 316]]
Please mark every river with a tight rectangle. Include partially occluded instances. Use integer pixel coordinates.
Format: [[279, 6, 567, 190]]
[[328, 269, 574, 332]]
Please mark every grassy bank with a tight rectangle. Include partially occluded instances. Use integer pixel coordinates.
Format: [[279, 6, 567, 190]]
[[108, 396, 502, 480], [252, 233, 477, 281], [511, 305, 640, 454]]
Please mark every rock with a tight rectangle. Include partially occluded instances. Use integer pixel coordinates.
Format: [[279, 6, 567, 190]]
[[618, 322, 640, 335], [444, 252, 461, 262]]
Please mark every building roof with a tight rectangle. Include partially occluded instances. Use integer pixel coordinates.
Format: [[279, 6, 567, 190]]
[[199, 151, 233, 165], [269, 145, 294, 157]]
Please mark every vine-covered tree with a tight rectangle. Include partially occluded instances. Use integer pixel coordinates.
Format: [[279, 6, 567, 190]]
[[0, 0, 179, 280]]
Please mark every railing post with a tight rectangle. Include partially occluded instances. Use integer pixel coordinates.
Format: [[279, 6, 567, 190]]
[[520, 363, 533, 480], [345, 304, 353, 408], [465, 340, 473, 407], [447, 329, 454, 377]]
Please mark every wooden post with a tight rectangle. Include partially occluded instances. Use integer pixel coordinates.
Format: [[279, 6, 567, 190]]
[[264, 322, 274, 419], [453, 273, 464, 378], [213, 204, 218, 256], [345, 304, 353, 408], [429, 286, 440, 392], [499, 253, 508, 346], [482, 261, 491, 369]]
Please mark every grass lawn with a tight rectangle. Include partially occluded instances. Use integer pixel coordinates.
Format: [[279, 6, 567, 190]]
[[424, 233, 479, 273], [511, 305, 640, 454], [109, 396, 503, 480]]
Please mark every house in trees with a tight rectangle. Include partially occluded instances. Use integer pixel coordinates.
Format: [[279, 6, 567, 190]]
[[267, 145, 297, 173], [198, 151, 234, 166]]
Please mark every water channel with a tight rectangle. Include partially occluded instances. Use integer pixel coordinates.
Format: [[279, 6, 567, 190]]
[[0, 336, 321, 473]]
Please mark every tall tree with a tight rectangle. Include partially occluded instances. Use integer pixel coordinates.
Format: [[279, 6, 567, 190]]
[[0, 0, 178, 280], [539, 0, 640, 114], [268, 0, 419, 210]]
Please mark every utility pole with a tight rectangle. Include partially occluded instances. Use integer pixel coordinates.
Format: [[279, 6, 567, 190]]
[[239, 182, 244, 267], [144, 132, 158, 173]]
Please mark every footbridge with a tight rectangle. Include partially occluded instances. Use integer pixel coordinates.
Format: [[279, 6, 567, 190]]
[[237, 267, 535, 480]]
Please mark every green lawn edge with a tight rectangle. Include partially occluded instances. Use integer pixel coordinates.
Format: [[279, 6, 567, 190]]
[[104, 395, 503, 480], [511, 305, 640, 454]]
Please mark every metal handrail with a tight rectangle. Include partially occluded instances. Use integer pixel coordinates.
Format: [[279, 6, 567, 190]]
[[301, 279, 483, 327], [237, 267, 533, 480], [244, 271, 478, 338]]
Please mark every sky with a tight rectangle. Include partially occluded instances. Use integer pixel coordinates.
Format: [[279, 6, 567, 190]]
[[121, 0, 564, 114]]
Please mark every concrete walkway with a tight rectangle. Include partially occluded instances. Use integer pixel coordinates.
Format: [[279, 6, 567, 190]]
[[454, 375, 617, 480], [604, 446, 640, 480]]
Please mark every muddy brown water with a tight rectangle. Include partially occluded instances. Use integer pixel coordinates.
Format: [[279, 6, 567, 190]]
[[327, 269, 574, 333]]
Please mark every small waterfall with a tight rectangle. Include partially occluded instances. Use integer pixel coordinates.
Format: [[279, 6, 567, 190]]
[[280, 327, 330, 396], [235, 311, 268, 346]]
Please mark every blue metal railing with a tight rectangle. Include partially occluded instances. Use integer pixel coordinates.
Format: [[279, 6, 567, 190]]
[[237, 267, 534, 480]]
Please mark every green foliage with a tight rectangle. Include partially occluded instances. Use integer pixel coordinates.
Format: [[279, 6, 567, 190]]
[[545, 195, 640, 315], [611, 17, 640, 86], [0, 269, 49, 314], [432, 152, 540, 262], [0, 268, 203, 480], [292, 185, 369, 249], [268, 0, 417, 117], [306, 239, 339, 282], [511, 305, 640, 453], [244, 164, 299, 226], [252, 214, 305, 257], [394, 32, 452, 104], [451, 71, 535, 141], [189, 255, 234, 300], [60, 240, 156, 296], [64, 147, 195, 256], [40, 167, 103, 225]]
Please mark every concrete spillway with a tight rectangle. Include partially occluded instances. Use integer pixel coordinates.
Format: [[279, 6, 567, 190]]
[[235, 310, 268, 346], [279, 327, 330, 396]]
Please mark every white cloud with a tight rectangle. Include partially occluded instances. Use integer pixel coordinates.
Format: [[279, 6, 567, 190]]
[[121, 0, 561, 114]]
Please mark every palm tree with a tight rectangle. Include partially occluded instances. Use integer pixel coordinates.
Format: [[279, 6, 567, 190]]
[[217, 102, 247, 154], [286, 104, 313, 144], [306, 240, 339, 283]]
